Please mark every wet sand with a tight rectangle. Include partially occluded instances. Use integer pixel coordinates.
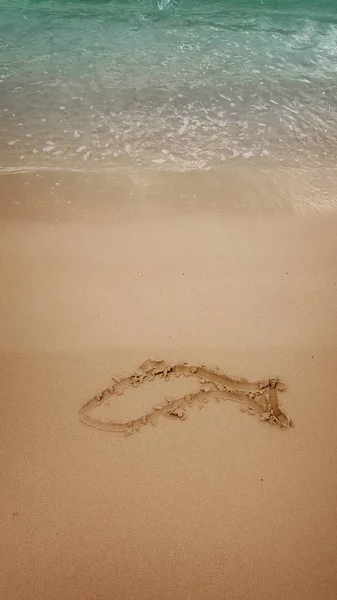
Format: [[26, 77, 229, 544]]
[[1, 172, 337, 600]]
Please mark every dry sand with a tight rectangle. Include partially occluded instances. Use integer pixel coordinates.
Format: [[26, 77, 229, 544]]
[[1, 171, 337, 600]]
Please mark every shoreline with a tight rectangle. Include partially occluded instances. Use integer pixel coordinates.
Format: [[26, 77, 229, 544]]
[[1, 165, 337, 223]]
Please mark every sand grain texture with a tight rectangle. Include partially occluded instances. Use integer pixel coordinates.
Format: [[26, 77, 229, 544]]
[[1, 203, 337, 600]]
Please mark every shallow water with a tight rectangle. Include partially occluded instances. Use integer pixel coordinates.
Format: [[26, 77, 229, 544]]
[[0, 0, 337, 172]]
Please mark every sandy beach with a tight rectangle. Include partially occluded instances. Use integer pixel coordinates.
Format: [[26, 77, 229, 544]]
[[1, 169, 337, 599]]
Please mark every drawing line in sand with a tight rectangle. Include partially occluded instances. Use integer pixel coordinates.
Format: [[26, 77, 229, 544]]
[[78, 360, 293, 436]]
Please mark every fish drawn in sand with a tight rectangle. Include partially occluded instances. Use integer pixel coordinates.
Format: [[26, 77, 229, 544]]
[[78, 359, 293, 437]]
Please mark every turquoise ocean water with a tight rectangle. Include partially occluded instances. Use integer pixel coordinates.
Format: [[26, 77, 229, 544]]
[[0, 0, 336, 172]]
